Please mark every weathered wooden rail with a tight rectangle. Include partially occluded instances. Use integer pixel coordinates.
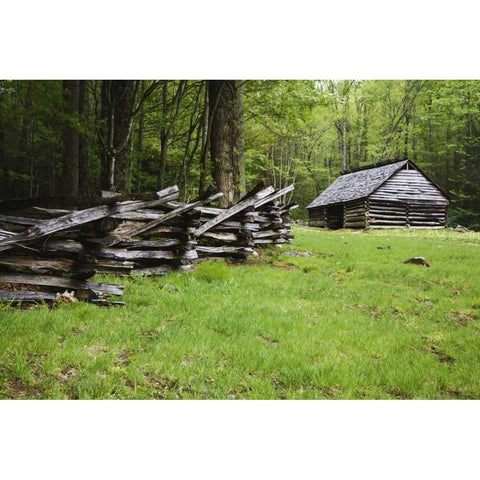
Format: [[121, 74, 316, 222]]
[[0, 183, 295, 305]]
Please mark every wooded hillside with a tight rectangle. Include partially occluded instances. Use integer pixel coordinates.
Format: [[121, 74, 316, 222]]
[[1, 80, 479, 228]]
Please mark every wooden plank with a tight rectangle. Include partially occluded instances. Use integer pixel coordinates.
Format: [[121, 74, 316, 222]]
[[0, 215, 42, 226], [251, 229, 287, 239], [0, 255, 134, 274], [196, 246, 254, 255], [130, 264, 194, 276], [0, 290, 57, 302], [201, 232, 239, 242], [89, 299, 126, 306], [0, 273, 124, 296], [104, 192, 222, 247], [253, 185, 294, 209], [92, 247, 198, 261], [0, 186, 180, 253], [0, 229, 16, 240], [211, 222, 260, 231], [195, 186, 275, 237], [31, 207, 74, 217]]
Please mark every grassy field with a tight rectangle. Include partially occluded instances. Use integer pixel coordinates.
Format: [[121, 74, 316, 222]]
[[1, 226, 479, 399]]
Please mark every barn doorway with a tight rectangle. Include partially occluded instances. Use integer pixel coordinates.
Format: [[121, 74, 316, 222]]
[[326, 205, 344, 229]]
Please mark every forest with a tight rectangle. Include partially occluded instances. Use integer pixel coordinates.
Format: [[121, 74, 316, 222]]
[[1, 80, 480, 228]]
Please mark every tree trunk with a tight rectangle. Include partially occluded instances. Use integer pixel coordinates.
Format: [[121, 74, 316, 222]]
[[158, 81, 169, 190], [63, 80, 80, 197], [135, 84, 145, 192], [199, 81, 209, 195], [234, 80, 246, 197], [0, 92, 6, 199], [98, 80, 137, 192], [111, 81, 136, 193], [208, 80, 244, 207], [78, 80, 89, 199]]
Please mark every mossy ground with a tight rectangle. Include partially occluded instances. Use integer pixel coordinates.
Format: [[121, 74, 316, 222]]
[[1, 227, 479, 399]]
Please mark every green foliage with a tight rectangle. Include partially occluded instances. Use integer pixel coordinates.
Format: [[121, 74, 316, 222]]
[[448, 208, 480, 231], [1, 79, 480, 223]]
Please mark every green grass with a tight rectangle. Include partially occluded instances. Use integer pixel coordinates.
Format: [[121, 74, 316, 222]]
[[1, 226, 480, 399]]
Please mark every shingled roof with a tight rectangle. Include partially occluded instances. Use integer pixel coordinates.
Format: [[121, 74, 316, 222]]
[[307, 160, 409, 209]]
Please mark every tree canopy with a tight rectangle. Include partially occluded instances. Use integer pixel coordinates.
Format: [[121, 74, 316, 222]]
[[1, 80, 479, 227]]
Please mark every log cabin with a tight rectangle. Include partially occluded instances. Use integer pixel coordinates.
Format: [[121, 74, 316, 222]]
[[307, 160, 449, 229]]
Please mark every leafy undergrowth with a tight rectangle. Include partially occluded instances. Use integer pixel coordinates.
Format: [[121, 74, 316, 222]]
[[1, 227, 480, 399]]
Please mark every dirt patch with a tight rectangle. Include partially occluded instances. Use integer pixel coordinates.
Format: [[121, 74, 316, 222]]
[[140, 328, 157, 337], [450, 310, 478, 327], [59, 367, 78, 384], [319, 385, 342, 398], [228, 384, 253, 398], [144, 371, 190, 398], [260, 334, 279, 345], [438, 388, 477, 399], [67, 385, 79, 399], [5, 377, 44, 398], [116, 349, 130, 367], [425, 344, 455, 364], [386, 388, 413, 399]]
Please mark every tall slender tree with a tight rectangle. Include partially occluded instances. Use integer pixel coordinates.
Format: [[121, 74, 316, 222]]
[[62, 80, 80, 197]]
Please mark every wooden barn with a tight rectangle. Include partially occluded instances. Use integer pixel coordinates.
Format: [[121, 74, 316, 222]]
[[307, 160, 449, 229]]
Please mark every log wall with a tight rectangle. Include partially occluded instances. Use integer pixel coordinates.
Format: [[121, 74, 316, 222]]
[[307, 206, 326, 228], [308, 166, 449, 229], [343, 199, 367, 228], [368, 168, 448, 228]]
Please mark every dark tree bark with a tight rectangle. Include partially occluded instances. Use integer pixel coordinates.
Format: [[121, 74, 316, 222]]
[[78, 80, 89, 199], [157, 80, 186, 190], [63, 80, 80, 197], [234, 80, 246, 197], [158, 81, 169, 190], [98, 80, 137, 192], [135, 83, 145, 192], [199, 81, 210, 195], [110, 81, 137, 193], [208, 80, 245, 207], [0, 92, 6, 199]]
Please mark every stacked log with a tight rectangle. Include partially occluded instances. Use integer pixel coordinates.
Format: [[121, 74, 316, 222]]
[[195, 205, 256, 262], [0, 182, 296, 303], [251, 185, 296, 245], [406, 203, 447, 229], [344, 199, 367, 229], [307, 206, 327, 228], [367, 199, 408, 228], [0, 186, 220, 304], [194, 184, 295, 261]]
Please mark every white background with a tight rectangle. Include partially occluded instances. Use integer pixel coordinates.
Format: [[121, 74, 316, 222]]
[[1, 1, 479, 478]]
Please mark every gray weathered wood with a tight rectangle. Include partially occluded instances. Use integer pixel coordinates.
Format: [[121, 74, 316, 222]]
[[0, 215, 42, 226], [195, 186, 274, 236], [0, 290, 57, 302], [253, 185, 295, 209], [0, 186, 180, 252], [0, 273, 124, 296], [104, 192, 221, 247]]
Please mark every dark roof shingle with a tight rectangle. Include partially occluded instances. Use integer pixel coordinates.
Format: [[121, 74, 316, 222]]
[[307, 160, 409, 209]]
